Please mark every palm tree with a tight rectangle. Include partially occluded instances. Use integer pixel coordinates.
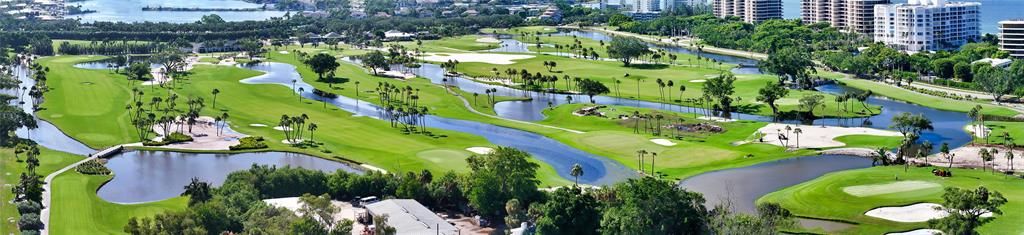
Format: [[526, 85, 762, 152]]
[[978, 148, 990, 172], [570, 163, 583, 186], [291, 79, 297, 94], [784, 125, 792, 147], [1005, 147, 1015, 173], [308, 123, 318, 143], [355, 81, 361, 97], [211, 88, 220, 109], [636, 149, 647, 174], [793, 128, 802, 148], [649, 152, 657, 177], [297, 87, 305, 102], [666, 80, 674, 102], [873, 147, 888, 166]]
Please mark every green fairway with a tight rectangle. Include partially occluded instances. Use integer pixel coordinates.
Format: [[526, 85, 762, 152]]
[[760, 166, 1024, 234], [982, 121, 1024, 145], [1, 147, 83, 234], [387, 35, 499, 52], [48, 172, 187, 234], [449, 53, 880, 118], [36, 54, 571, 186], [480, 26, 559, 35], [838, 77, 1019, 118], [534, 104, 899, 180]]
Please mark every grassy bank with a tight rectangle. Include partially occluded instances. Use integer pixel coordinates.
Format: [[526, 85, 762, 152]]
[[760, 166, 1024, 234], [838, 77, 1018, 118], [48, 172, 187, 234], [0, 147, 82, 234]]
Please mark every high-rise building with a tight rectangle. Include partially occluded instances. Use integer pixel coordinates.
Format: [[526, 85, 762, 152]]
[[712, 0, 782, 23], [801, 0, 889, 34], [999, 20, 1024, 58], [873, 0, 980, 52]]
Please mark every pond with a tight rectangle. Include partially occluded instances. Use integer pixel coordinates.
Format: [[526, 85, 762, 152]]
[[240, 62, 639, 186], [69, 0, 286, 23], [10, 65, 97, 155], [98, 150, 362, 203]]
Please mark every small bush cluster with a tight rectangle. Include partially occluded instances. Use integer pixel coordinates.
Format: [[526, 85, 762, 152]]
[[143, 132, 194, 146], [229, 136, 268, 150], [76, 159, 111, 175]]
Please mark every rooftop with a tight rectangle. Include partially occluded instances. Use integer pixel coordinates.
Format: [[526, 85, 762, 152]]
[[365, 199, 457, 235]]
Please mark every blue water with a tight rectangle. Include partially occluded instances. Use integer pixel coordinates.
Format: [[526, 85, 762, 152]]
[[70, 0, 286, 23], [240, 62, 639, 185], [784, 0, 1023, 34]]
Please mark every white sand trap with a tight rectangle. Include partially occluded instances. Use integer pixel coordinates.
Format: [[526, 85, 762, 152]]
[[281, 139, 305, 144], [273, 126, 292, 131], [865, 203, 993, 223], [689, 79, 707, 83], [149, 116, 244, 151], [380, 70, 415, 79], [279, 51, 290, 54], [360, 164, 388, 173], [650, 139, 677, 146], [421, 53, 534, 65], [965, 124, 989, 138], [757, 123, 901, 149], [475, 37, 501, 43], [466, 147, 495, 154], [698, 116, 736, 122], [887, 229, 943, 235], [843, 181, 941, 197], [249, 124, 267, 127]]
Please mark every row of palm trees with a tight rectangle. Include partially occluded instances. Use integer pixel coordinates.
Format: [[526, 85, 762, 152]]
[[635, 149, 660, 177], [278, 113, 317, 144], [375, 82, 430, 134]]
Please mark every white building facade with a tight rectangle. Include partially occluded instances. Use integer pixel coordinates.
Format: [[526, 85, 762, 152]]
[[712, 0, 782, 23], [873, 0, 980, 52], [999, 20, 1024, 58], [802, 0, 890, 34]]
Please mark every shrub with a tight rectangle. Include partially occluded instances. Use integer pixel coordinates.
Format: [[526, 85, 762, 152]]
[[230, 136, 268, 150], [16, 200, 41, 214], [76, 159, 111, 175], [143, 132, 194, 146], [18, 213, 43, 230]]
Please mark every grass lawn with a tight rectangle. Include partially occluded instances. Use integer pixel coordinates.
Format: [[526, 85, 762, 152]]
[[451, 53, 880, 118], [48, 172, 187, 234], [480, 26, 559, 35], [387, 35, 499, 52], [838, 77, 1018, 118], [0, 147, 82, 234], [759, 166, 1024, 234], [981, 121, 1024, 145], [36, 54, 571, 186], [534, 104, 900, 180]]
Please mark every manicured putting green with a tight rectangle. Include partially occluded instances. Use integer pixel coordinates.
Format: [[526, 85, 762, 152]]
[[416, 149, 471, 163], [842, 181, 941, 197]]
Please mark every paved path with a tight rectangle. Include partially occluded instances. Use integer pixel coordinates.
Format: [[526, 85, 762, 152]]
[[39, 145, 122, 235]]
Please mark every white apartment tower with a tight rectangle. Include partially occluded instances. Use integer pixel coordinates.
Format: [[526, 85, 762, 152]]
[[713, 0, 783, 23], [999, 20, 1024, 58], [802, 0, 890, 34], [873, 0, 980, 52]]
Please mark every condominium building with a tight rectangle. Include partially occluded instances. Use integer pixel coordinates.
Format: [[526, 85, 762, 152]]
[[999, 20, 1024, 58], [712, 0, 782, 23], [802, 0, 890, 34], [873, 0, 980, 52]]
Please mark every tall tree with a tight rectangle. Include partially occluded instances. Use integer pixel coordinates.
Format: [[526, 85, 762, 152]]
[[928, 187, 1007, 235], [606, 36, 649, 66], [465, 147, 541, 218], [535, 187, 601, 234], [600, 177, 707, 234], [761, 46, 815, 89], [756, 81, 789, 120], [362, 51, 389, 76], [304, 53, 340, 80], [578, 79, 610, 103]]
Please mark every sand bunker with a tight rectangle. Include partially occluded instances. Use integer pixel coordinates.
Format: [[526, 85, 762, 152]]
[[281, 139, 305, 144], [421, 53, 534, 65], [756, 123, 900, 149], [865, 203, 993, 223], [887, 229, 943, 235], [475, 37, 501, 43], [965, 124, 989, 138], [466, 147, 495, 154], [650, 139, 677, 146], [360, 164, 388, 173], [843, 181, 941, 197], [274, 126, 292, 131], [279, 51, 290, 54], [249, 124, 268, 127], [698, 116, 736, 122], [689, 79, 706, 83], [380, 70, 415, 79], [920, 146, 1024, 171], [149, 116, 242, 151]]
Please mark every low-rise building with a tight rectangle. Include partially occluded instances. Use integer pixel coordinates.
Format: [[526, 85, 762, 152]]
[[364, 199, 458, 235], [999, 19, 1024, 59]]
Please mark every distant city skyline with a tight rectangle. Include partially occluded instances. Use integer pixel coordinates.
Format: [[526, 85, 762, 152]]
[[781, 0, 1022, 33]]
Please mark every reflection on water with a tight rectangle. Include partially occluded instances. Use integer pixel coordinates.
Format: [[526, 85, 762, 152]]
[[98, 151, 362, 203], [678, 155, 873, 213]]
